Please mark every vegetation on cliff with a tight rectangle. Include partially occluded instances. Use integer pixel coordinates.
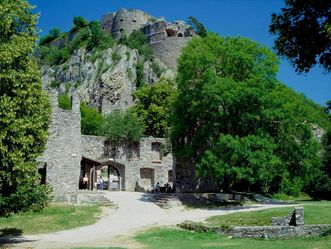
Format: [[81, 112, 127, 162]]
[[171, 33, 330, 196], [37, 17, 114, 66], [0, 0, 52, 216]]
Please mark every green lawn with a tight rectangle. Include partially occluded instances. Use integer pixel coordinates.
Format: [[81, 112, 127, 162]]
[[0, 204, 102, 236], [71, 248, 124, 249], [136, 201, 331, 249], [135, 228, 331, 249], [206, 201, 331, 227]]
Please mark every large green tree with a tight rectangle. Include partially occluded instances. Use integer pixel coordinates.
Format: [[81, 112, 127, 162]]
[[270, 0, 331, 73], [0, 0, 51, 216], [102, 111, 144, 145], [130, 78, 177, 138], [171, 33, 329, 194]]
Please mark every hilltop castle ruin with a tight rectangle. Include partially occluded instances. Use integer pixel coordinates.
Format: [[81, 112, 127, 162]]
[[101, 8, 195, 69]]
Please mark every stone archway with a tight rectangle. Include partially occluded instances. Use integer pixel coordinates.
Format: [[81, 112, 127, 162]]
[[100, 160, 125, 191]]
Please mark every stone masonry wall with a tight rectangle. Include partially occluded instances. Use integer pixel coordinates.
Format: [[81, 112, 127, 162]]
[[126, 138, 174, 191], [149, 37, 192, 69], [230, 225, 330, 239], [81, 135, 108, 161], [38, 92, 82, 200], [101, 8, 151, 39], [40, 96, 174, 196], [229, 207, 329, 239], [81, 136, 174, 192]]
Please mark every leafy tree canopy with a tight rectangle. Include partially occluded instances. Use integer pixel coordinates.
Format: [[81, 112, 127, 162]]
[[102, 111, 144, 145], [172, 33, 329, 195], [0, 0, 51, 216], [270, 0, 331, 73], [81, 102, 103, 136], [72, 16, 89, 30], [188, 16, 207, 37], [37, 19, 114, 65], [39, 28, 61, 46], [130, 78, 177, 138]]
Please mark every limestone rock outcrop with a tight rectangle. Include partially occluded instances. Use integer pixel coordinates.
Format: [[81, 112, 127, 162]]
[[41, 45, 171, 114]]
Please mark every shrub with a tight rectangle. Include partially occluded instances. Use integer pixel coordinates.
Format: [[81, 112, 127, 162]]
[[50, 79, 61, 89], [119, 30, 153, 60], [58, 94, 71, 110], [81, 102, 104, 136], [135, 59, 145, 88], [87, 21, 114, 52], [112, 50, 121, 64], [72, 16, 89, 30], [102, 111, 144, 145], [151, 60, 164, 77], [39, 28, 61, 46]]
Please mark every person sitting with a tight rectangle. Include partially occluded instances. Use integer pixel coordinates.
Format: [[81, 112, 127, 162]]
[[154, 182, 160, 192]]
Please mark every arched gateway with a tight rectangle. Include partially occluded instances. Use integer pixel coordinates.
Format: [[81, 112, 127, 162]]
[[80, 157, 125, 191]]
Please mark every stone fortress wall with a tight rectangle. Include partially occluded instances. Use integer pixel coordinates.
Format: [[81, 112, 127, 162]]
[[101, 8, 152, 40], [39, 93, 174, 201], [38, 92, 82, 202], [81, 135, 173, 191], [100, 8, 195, 69], [141, 20, 194, 69]]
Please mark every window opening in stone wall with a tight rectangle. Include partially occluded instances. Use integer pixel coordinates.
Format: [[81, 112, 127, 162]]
[[133, 20, 137, 23], [166, 29, 177, 37], [140, 168, 155, 188], [151, 142, 162, 162], [178, 33, 183, 37], [38, 162, 47, 185], [120, 28, 124, 32], [168, 170, 173, 183], [120, 19, 124, 22]]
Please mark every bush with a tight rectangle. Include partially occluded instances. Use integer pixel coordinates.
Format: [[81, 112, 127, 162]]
[[112, 50, 121, 64], [50, 79, 61, 89], [81, 102, 103, 136], [102, 111, 144, 145], [39, 28, 61, 46], [136, 59, 145, 88], [58, 94, 71, 110], [72, 16, 89, 30], [87, 21, 114, 52], [119, 30, 153, 60]]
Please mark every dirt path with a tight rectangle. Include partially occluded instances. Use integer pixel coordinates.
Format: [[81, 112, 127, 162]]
[[4, 192, 295, 249]]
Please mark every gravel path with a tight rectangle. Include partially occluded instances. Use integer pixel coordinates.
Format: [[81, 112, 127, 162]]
[[3, 192, 295, 249]]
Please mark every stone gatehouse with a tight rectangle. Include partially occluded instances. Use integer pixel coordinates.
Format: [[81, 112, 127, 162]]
[[38, 92, 174, 202]]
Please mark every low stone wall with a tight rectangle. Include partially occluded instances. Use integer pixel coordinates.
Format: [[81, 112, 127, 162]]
[[230, 225, 330, 239]]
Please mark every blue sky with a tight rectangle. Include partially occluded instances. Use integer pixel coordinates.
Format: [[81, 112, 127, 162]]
[[30, 0, 330, 106]]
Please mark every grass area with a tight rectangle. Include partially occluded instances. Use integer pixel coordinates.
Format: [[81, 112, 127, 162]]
[[206, 201, 331, 227], [71, 248, 124, 249], [0, 204, 102, 236], [135, 228, 331, 249]]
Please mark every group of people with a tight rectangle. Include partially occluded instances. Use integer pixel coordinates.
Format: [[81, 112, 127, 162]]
[[153, 182, 172, 193], [81, 174, 105, 190]]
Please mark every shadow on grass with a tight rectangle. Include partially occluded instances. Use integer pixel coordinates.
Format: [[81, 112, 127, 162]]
[[0, 227, 37, 246], [0, 228, 23, 237], [184, 201, 244, 209]]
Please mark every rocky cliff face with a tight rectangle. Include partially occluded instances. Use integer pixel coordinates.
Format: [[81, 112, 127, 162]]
[[41, 45, 173, 114]]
